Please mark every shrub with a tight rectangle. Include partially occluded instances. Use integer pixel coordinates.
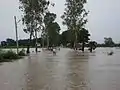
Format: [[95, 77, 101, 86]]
[[18, 49, 26, 56], [0, 53, 4, 62], [3, 50, 19, 60], [0, 50, 5, 61], [0, 49, 25, 62]]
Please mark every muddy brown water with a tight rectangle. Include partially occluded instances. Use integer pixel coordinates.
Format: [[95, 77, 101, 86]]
[[0, 48, 120, 90]]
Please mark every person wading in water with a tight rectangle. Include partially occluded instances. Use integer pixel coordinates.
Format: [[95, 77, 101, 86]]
[[53, 48, 56, 55]]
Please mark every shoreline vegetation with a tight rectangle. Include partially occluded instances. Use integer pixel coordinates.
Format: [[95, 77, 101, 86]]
[[0, 49, 26, 63], [0, 44, 120, 49]]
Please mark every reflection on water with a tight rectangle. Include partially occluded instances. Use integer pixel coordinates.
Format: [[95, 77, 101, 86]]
[[66, 51, 89, 90], [0, 48, 120, 90]]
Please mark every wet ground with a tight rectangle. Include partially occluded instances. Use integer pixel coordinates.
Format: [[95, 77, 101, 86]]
[[0, 48, 120, 90]]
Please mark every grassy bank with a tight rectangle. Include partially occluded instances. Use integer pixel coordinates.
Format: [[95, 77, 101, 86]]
[[0, 49, 26, 63]]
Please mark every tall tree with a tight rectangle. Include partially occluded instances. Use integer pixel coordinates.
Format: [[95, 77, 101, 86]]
[[6, 38, 16, 46], [48, 22, 60, 46], [104, 37, 114, 47], [44, 12, 56, 48], [44, 12, 60, 47], [61, 30, 74, 47], [19, 0, 50, 53], [78, 28, 90, 52], [62, 0, 88, 49], [1, 41, 7, 47], [89, 41, 97, 52]]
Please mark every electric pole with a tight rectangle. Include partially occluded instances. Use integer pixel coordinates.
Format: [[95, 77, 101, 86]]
[[14, 16, 19, 54]]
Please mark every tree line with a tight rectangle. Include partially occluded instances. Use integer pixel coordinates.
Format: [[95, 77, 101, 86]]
[[0, 37, 120, 48], [17, 0, 94, 53]]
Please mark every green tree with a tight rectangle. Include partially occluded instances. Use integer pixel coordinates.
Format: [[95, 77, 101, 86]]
[[48, 22, 60, 46], [1, 41, 7, 47], [104, 37, 114, 47], [6, 38, 16, 46], [89, 41, 97, 52], [19, 0, 50, 53], [61, 0, 88, 49], [61, 31, 70, 46], [44, 12, 60, 47], [44, 12, 56, 48], [61, 30, 74, 47], [78, 28, 90, 52]]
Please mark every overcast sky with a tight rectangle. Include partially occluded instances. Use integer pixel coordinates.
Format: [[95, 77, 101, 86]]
[[0, 0, 120, 43]]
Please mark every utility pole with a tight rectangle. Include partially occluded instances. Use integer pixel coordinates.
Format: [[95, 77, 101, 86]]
[[14, 16, 19, 54], [47, 28, 49, 49], [35, 30, 38, 53], [42, 38, 44, 48], [47, 34, 49, 49]]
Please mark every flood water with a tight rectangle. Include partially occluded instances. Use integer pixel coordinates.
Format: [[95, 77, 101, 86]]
[[0, 48, 120, 90]]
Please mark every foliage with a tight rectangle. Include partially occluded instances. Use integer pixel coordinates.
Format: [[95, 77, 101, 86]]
[[48, 22, 61, 46], [19, 0, 50, 26], [78, 28, 90, 43], [88, 41, 97, 52], [60, 28, 90, 49], [18, 49, 26, 56], [1, 38, 16, 47], [60, 30, 74, 47], [3, 50, 19, 60], [0, 38, 42, 47], [104, 37, 114, 47], [19, 0, 50, 52], [0, 49, 4, 60], [78, 28, 90, 51], [0, 50, 20, 62], [1, 41, 7, 47], [44, 12, 57, 25], [6, 38, 16, 46], [61, 0, 89, 47], [44, 12, 61, 46]]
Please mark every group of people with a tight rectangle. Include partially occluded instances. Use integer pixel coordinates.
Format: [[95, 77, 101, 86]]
[[41, 47, 60, 55], [26, 46, 60, 55], [48, 47, 60, 55]]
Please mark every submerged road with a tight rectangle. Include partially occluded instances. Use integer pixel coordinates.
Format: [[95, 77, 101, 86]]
[[0, 48, 120, 90]]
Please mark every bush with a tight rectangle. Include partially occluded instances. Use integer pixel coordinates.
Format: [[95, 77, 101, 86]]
[[0, 50, 20, 62], [18, 49, 26, 56], [3, 50, 19, 60], [0, 49, 27, 62], [0, 50, 5, 61], [0, 54, 3, 62]]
